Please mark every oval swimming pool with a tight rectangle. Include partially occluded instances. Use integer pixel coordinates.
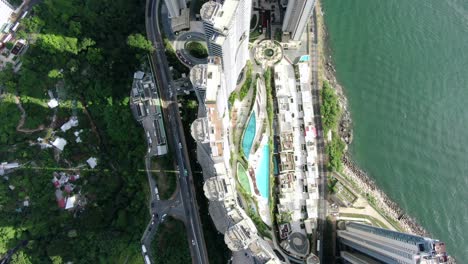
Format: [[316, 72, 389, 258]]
[[241, 112, 256, 158], [256, 144, 270, 199]]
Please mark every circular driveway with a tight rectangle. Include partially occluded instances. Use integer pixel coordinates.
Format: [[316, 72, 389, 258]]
[[174, 31, 208, 66], [288, 232, 309, 255]]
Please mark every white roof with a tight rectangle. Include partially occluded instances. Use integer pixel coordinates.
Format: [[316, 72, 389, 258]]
[[60, 117, 79, 132], [212, 0, 238, 32], [52, 138, 67, 151], [86, 157, 97, 168], [134, 71, 145, 80], [205, 63, 223, 102], [0, 0, 13, 28], [48, 99, 59, 108], [23, 200, 29, 207], [65, 196, 76, 209], [298, 61, 310, 83]]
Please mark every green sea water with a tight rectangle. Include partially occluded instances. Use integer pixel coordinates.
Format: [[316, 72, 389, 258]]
[[322, 0, 468, 260]]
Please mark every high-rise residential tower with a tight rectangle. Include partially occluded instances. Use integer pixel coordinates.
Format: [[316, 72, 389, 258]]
[[0, 0, 14, 31], [282, 0, 315, 41], [337, 222, 451, 264], [164, 0, 187, 18], [200, 0, 251, 94]]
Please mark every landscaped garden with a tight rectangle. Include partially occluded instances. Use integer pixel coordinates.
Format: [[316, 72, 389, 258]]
[[237, 163, 251, 195], [185, 41, 208, 59]]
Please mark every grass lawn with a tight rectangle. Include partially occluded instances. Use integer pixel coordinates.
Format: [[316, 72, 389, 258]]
[[151, 216, 191, 264], [237, 163, 251, 194], [339, 213, 389, 228]]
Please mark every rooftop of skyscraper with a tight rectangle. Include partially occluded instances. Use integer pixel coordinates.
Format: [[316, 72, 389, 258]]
[[200, 0, 239, 33]]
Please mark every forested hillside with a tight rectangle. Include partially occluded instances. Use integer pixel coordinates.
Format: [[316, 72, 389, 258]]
[[0, 0, 151, 262]]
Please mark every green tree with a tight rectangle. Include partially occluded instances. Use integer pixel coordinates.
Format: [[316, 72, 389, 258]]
[[126, 33, 154, 52], [11, 251, 32, 264], [48, 69, 63, 79], [326, 132, 345, 172], [21, 16, 45, 33], [79, 37, 96, 51], [185, 41, 208, 59], [5, 42, 14, 50], [37, 34, 79, 54], [321, 80, 341, 134]]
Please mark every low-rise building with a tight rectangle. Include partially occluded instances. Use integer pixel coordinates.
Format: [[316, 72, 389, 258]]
[[130, 69, 168, 156], [0, 161, 19, 175], [273, 58, 319, 256]]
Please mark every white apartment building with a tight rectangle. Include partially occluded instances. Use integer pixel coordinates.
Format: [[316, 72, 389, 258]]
[[282, 0, 315, 41], [200, 0, 251, 94], [0, 0, 14, 33], [192, 58, 281, 264], [190, 57, 230, 163], [164, 0, 186, 18], [274, 60, 319, 235]]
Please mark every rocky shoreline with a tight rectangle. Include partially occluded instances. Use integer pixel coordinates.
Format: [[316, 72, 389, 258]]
[[316, 0, 428, 237]]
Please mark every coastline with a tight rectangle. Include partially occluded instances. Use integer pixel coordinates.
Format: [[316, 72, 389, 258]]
[[315, 0, 428, 237]]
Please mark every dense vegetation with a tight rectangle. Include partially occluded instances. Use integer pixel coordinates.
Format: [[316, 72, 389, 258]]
[[326, 132, 346, 172], [185, 41, 208, 59], [163, 38, 188, 79], [151, 156, 177, 200], [151, 217, 191, 264], [321, 80, 345, 172], [239, 61, 253, 100], [321, 80, 341, 134], [0, 0, 152, 262], [264, 68, 274, 126]]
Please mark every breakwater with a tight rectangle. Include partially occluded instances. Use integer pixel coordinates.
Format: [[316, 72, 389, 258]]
[[342, 155, 428, 236]]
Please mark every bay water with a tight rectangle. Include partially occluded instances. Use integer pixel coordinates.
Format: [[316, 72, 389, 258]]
[[322, 0, 468, 260]]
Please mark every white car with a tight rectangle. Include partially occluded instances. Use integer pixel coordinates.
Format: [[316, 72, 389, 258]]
[[191, 240, 195, 246]]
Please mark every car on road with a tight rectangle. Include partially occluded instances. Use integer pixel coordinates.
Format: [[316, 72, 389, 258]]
[[142, 245, 147, 254], [178, 142, 182, 149], [144, 255, 151, 264], [191, 239, 195, 246]]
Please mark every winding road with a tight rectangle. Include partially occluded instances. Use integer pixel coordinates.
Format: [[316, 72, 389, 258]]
[[140, 0, 209, 263]]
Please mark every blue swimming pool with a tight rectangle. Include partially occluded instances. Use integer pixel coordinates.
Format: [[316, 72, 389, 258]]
[[256, 145, 270, 199], [299, 55, 310, 62], [242, 112, 256, 158]]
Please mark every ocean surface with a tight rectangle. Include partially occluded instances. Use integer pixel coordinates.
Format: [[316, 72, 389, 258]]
[[322, 0, 468, 260]]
